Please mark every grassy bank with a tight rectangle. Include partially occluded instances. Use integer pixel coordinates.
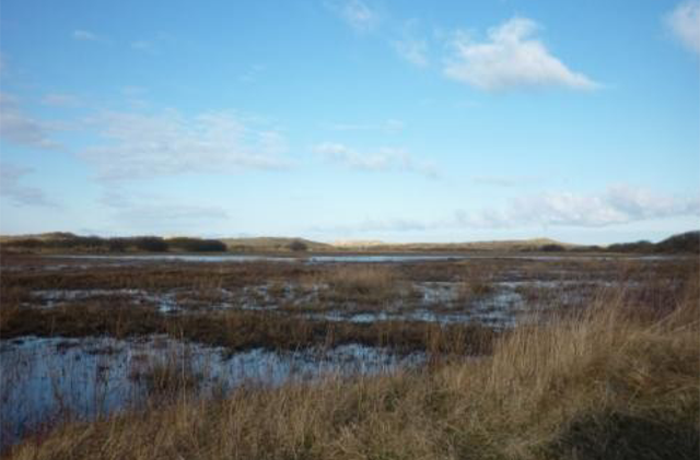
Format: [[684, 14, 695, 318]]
[[5, 276, 698, 460]]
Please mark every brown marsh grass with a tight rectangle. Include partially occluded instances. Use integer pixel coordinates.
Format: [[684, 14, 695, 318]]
[[0, 300, 495, 355], [5, 273, 699, 460], [313, 265, 406, 305]]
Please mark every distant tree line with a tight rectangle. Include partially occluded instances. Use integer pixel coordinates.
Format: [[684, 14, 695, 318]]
[[606, 240, 656, 253], [166, 237, 227, 252], [1, 231, 697, 254], [523, 231, 699, 254], [1, 234, 227, 253], [287, 240, 308, 252], [540, 244, 566, 252]]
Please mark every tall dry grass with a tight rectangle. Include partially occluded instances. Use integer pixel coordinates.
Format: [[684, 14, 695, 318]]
[[307, 265, 413, 308], [7, 275, 699, 460], [322, 265, 398, 296]]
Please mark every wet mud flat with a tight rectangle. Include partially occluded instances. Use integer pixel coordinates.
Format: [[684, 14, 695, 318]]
[[1, 253, 696, 451]]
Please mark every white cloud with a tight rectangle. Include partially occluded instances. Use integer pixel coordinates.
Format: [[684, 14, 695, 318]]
[[0, 163, 54, 207], [444, 17, 598, 91], [604, 185, 699, 221], [333, 0, 379, 32], [667, 1, 700, 55], [321, 185, 700, 234], [393, 37, 429, 67], [0, 93, 60, 149], [314, 142, 438, 178], [80, 110, 291, 181], [72, 30, 99, 41], [459, 186, 699, 228]]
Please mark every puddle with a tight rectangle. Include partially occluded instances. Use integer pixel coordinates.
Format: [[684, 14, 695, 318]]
[[298, 279, 618, 327], [0, 336, 423, 449], [47, 254, 299, 263], [25, 281, 538, 327], [306, 255, 466, 263], [414, 282, 461, 303], [47, 254, 469, 265], [46, 254, 688, 265], [311, 310, 476, 325]]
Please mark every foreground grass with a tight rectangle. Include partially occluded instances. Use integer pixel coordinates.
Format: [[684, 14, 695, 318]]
[[6, 278, 699, 460]]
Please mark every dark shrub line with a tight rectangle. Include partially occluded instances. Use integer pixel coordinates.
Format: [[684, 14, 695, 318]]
[[1, 235, 226, 253]]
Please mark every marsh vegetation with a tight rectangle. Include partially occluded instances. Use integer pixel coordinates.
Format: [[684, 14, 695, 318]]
[[1, 252, 698, 459]]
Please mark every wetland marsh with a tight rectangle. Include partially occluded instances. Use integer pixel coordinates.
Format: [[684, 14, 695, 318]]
[[1, 251, 697, 458]]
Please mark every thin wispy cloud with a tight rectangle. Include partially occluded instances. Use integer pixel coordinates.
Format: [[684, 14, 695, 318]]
[[116, 203, 228, 230], [131, 40, 155, 52], [476, 186, 700, 228], [471, 175, 540, 188], [41, 93, 82, 108], [444, 17, 599, 91], [330, 0, 379, 32], [393, 37, 429, 67], [119, 86, 150, 108], [310, 217, 431, 235], [322, 118, 404, 133], [0, 93, 60, 149], [121, 86, 148, 97], [323, 185, 700, 234], [315, 142, 438, 178], [666, 0, 700, 55], [239, 64, 266, 83], [0, 163, 55, 207], [101, 190, 229, 233], [72, 30, 100, 41], [80, 110, 291, 181], [129, 33, 172, 53], [392, 19, 430, 67]]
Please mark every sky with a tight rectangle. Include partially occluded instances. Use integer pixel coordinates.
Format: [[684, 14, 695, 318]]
[[0, 0, 698, 245]]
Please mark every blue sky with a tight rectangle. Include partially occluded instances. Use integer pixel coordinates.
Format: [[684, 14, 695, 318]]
[[0, 0, 698, 244]]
